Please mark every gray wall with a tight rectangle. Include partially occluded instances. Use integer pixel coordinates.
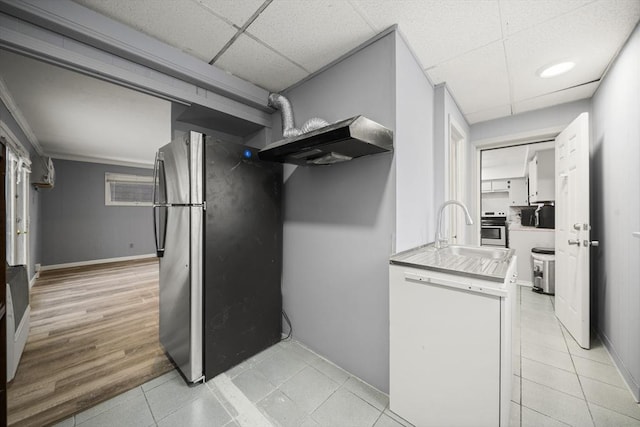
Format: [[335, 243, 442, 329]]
[[591, 23, 640, 400], [0, 97, 40, 280], [39, 159, 154, 266], [278, 32, 395, 392], [394, 33, 435, 252]]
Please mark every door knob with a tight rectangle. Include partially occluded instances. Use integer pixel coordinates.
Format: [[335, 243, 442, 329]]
[[586, 240, 599, 247], [568, 239, 580, 246]]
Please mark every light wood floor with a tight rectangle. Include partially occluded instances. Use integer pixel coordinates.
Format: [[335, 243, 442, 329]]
[[7, 259, 174, 427]]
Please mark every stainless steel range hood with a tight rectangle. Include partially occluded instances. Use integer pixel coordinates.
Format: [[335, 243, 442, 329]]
[[258, 115, 394, 166]]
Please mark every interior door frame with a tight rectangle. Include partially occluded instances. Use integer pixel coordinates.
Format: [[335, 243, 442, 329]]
[[447, 117, 468, 244], [472, 126, 566, 245]]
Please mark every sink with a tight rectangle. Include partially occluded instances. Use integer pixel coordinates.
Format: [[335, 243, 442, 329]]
[[438, 244, 508, 260]]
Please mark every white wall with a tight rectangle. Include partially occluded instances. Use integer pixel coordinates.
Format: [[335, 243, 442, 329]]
[[394, 33, 435, 252], [591, 23, 640, 401]]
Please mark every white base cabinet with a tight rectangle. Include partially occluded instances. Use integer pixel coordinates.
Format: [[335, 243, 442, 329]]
[[389, 263, 516, 427]]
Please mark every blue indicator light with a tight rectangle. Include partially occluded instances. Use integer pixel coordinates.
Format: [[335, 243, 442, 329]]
[[243, 149, 252, 159]]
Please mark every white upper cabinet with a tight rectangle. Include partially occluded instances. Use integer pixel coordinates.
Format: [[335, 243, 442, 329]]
[[481, 179, 509, 193], [529, 149, 555, 203], [507, 178, 528, 206]]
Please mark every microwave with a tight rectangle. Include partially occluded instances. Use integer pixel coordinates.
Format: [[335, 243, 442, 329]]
[[521, 205, 555, 229]]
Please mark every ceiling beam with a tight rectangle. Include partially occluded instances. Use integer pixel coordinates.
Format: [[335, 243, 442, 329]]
[[0, 0, 273, 114]]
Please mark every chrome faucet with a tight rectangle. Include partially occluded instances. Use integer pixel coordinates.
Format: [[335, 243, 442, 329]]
[[435, 200, 474, 249]]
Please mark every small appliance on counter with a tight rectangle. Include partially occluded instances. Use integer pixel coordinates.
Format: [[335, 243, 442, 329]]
[[521, 205, 555, 229]]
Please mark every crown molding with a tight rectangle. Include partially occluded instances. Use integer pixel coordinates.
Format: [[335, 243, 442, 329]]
[[48, 152, 154, 169], [0, 75, 43, 155]]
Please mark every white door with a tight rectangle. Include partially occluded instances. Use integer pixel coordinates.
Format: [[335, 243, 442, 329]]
[[555, 112, 592, 349]]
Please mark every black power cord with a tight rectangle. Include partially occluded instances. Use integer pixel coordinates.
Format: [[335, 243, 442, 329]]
[[281, 309, 292, 341]]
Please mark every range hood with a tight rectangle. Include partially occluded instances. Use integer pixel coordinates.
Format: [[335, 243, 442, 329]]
[[258, 115, 394, 166]]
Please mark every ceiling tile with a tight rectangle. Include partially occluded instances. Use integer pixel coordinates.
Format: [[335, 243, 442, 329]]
[[499, 0, 594, 36], [215, 34, 309, 92], [72, 0, 236, 62], [245, 0, 376, 73], [505, 0, 640, 102], [351, 0, 502, 68], [0, 50, 171, 164], [427, 41, 511, 114], [194, 0, 265, 27], [512, 81, 598, 115], [465, 105, 512, 125]]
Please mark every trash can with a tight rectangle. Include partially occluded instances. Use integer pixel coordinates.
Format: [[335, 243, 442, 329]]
[[531, 247, 555, 295]]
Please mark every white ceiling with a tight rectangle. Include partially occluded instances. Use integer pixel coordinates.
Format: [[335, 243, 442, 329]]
[[73, 0, 640, 124], [1, 0, 639, 166], [0, 50, 171, 166]]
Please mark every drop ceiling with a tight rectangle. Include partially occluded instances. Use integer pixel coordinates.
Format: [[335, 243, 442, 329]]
[[1, 0, 639, 166], [72, 0, 640, 124]]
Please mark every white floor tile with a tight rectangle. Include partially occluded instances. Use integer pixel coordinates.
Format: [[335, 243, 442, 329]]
[[580, 376, 640, 420], [521, 379, 592, 426], [144, 375, 210, 421], [589, 402, 640, 427], [383, 408, 414, 427], [521, 342, 574, 371], [76, 394, 155, 427], [256, 350, 307, 387], [257, 390, 307, 427], [521, 358, 583, 398], [343, 377, 389, 411], [374, 413, 405, 427], [75, 386, 144, 424], [521, 406, 572, 427], [141, 369, 179, 392], [312, 388, 381, 427], [156, 393, 231, 426], [279, 365, 339, 414], [521, 327, 568, 352], [310, 357, 350, 385], [231, 367, 276, 402], [572, 355, 627, 389], [300, 416, 320, 427], [563, 331, 612, 365]]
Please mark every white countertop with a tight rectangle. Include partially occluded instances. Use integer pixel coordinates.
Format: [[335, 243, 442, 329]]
[[508, 224, 555, 232]]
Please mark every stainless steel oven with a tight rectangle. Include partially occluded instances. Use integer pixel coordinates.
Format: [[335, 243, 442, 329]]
[[481, 216, 507, 247]]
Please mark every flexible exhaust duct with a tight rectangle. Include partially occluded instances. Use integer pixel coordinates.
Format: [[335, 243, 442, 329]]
[[268, 93, 329, 138]]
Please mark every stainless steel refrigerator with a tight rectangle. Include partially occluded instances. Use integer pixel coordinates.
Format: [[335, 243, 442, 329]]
[[152, 131, 282, 383]]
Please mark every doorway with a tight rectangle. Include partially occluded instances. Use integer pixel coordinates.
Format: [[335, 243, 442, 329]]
[[479, 141, 556, 286]]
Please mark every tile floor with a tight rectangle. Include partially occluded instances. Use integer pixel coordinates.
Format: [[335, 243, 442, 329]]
[[53, 285, 639, 427]]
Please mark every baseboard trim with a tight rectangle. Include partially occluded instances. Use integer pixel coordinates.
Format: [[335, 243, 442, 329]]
[[29, 274, 37, 289], [598, 330, 640, 402], [41, 254, 156, 271]]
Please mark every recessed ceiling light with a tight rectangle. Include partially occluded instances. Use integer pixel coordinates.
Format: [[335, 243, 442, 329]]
[[538, 61, 575, 78]]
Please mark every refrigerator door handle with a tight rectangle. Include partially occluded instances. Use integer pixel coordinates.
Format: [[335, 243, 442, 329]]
[[152, 151, 166, 205], [152, 206, 165, 258], [153, 151, 168, 258], [152, 151, 159, 205]]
